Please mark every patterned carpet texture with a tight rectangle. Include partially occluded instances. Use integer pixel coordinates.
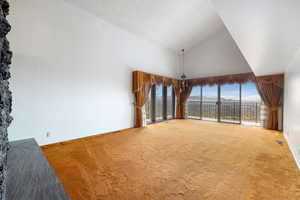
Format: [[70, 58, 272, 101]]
[[42, 120, 300, 200]]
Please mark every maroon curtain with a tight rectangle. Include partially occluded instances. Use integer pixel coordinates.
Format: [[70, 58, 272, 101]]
[[133, 71, 180, 127], [255, 74, 284, 130], [174, 83, 181, 119], [133, 71, 151, 128]]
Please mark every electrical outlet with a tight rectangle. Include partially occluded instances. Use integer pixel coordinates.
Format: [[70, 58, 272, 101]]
[[46, 132, 51, 138]]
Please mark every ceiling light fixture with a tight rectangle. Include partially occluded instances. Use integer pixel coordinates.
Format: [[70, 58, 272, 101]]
[[181, 49, 188, 90]]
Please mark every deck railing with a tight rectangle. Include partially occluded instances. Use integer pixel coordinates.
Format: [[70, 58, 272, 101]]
[[186, 101, 262, 125]]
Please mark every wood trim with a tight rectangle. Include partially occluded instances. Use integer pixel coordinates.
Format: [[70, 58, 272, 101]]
[[187, 72, 256, 87], [132, 70, 178, 81], [41, 128, 134, 149], [133, 71, 180, 93], [256, 73, 284, 88], [256, 73, 284, 79]]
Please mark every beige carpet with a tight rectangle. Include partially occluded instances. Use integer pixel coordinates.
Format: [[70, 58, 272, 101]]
[[42, 120, 300, 200]]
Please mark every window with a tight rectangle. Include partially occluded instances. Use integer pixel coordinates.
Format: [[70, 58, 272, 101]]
[[202, 85, 218, 121], [184, 81, 262, 126], [166, 86, 175, 119], [220, 83, 241, 123], [145, 88, 152, 124], [186, 85, 218, 121], [144, 84, 176, 124], [186, 86, 201, 119], [241, 82, 262, 126], [155, 84, 163, 121]]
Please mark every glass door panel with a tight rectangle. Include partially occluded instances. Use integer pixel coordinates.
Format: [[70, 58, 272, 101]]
[[220, 83, 241, 123], [145, 88, 152, 124], [241, 82, 262, 126], [166, 86, 174, 119], [186, 86, 201, 119], [155, 84, 163, 121], [202, 85, 218, 121]]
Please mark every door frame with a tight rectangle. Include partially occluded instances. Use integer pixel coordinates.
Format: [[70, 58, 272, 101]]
[[217, 83, 242, 124], [189, 83, 243, 125], [218, 83, 242, 124]]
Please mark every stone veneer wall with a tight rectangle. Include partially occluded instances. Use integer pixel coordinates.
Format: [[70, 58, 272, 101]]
[[0, 0, 12, 199]]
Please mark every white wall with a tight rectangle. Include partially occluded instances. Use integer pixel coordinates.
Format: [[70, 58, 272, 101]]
[[184, 29, 252, 78], [7, 0, 178, 145], [212, 0, 300, 76], [284, 49, 300, 169]]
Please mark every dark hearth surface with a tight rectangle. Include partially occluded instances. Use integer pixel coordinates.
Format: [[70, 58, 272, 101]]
[[7, 139, 70, 200]]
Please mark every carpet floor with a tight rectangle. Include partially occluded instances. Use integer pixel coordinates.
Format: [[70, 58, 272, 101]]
[[42, 120, 300, 200]]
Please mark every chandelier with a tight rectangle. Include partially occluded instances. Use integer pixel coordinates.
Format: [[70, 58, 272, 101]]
[[181, 49, 188, 91]]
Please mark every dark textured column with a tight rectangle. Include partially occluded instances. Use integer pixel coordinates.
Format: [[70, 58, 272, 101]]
[[0, 0, 12, 199]]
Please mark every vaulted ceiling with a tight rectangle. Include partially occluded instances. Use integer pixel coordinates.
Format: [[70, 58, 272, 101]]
[[65, 0, 300, 76], [64, 0, 225, 52], [212, 0, 300, 76]]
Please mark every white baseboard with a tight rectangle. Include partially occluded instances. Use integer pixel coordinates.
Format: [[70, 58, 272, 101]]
[[284, 133, 300, 171]]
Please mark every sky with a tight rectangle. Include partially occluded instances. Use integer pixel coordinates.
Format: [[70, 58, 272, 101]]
[[155, 85, 173, 96], [241, 82, 261, 101], [154, 82, 261, 102]]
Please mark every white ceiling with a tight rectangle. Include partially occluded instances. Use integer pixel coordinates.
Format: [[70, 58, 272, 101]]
[[64, 0, 300, 76], [212, 0, 300, 76], [64, 0, 225, 53]]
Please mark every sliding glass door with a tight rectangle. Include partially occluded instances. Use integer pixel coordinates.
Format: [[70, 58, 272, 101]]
[[186, 86, 201, 119], [145, 84, 175, 124], [220, 83, 241, 124], [241, 82, 262, 126], [186, 85, 218, 121], [202, 85, 218, 121], [155, 84, 163, 121], [145, 88, 152, 124], [145, 81, 261, 126], [166, 86, 175, 119], [185, 81, 262, 126]]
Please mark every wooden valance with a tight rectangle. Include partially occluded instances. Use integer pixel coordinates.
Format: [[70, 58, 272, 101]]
[[187, 72, 256, 87], [132, 71, 181, 128], [255, 73, 284, 89], [133, 71, 180, 93]]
